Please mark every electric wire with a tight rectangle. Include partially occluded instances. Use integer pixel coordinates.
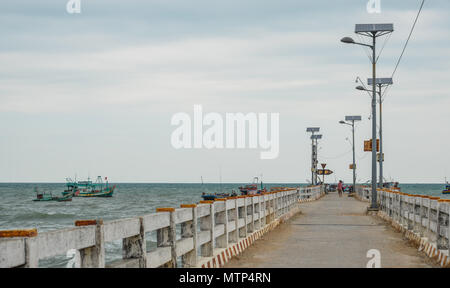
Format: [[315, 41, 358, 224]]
[[382, 0, 426, 101]]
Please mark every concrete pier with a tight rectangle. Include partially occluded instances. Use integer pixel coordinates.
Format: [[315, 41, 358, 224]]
[[225, 193, 437, 268], [1, 185, 448, 268]]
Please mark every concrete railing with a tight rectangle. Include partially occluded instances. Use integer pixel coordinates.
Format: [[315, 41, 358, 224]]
[[0, 186, 325, 268], [355, 186, 450, 266], [378, 190, 449, 249]]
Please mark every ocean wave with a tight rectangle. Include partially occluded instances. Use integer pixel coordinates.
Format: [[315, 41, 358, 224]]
[[13, 211, 77, 221]]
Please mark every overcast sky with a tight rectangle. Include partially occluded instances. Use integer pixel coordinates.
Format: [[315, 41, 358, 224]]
[[0, 0, 449, 183]]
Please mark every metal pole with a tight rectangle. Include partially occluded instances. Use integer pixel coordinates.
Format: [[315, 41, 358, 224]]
[[352, 120, 356, 194], [378, 84, 383, 189], [371, 34, 378, 209], [311, 136, 315, 185], [314, 138, 318, 185]]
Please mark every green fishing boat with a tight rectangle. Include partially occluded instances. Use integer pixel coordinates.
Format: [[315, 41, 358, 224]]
[[63, 176, 115, 198], [33, 188, 73, 202]]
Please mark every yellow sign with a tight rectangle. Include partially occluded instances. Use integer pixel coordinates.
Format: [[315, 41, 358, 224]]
[[317, 169, 333, 175], [364, 139, 379, 152]]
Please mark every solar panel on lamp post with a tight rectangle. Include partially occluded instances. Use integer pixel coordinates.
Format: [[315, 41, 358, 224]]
[[341, 23, 394, 211]]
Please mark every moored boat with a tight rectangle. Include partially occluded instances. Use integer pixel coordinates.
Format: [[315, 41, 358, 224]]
[[33, 187, 73, 202], [201, 191, 237, 201], [239, 177, 266, 195], [443, 184, 450, 195], [63, 176, 115, 198]]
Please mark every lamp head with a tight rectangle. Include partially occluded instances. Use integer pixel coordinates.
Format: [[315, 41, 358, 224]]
[[341, 37, 355, 44], [356, 86, 366, 91]]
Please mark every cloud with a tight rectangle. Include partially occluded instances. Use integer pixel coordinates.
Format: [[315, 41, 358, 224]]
[[0, 0, 449, 182]]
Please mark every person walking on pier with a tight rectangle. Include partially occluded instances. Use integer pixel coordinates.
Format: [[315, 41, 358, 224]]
[[338, 180, 343, 197]]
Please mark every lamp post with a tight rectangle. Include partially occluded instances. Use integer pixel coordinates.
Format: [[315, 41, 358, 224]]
[[306, 128, 320, 185], [311, 134, 322, 185], [341, 23, 393, 210], [357, 78, 393, 189], [339, 116, 362, 195]]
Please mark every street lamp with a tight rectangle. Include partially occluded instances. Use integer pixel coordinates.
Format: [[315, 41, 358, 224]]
[[306, 127, 320, 185], [311, 134, 322, 185], [356, 78, 393, 189], [341, 23, 394, 211], [339, 116, 362, 196]]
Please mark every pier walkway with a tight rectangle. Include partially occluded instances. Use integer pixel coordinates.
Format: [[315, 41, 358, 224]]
[[225, 192, 435, 268]]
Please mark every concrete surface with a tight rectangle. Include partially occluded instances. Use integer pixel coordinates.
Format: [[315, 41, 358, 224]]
[[225, 192, 436, 268]]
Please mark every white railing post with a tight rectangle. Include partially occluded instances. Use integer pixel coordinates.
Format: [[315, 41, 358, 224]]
[[238, 196, 247, 239], [24, 236, 39, 268], [180, 204, 198, 267], [247, 196, 254, 233], [409, 195, 415, 230], [215, 200, 228, 249], [418, 196, 425, 236], [199, 203, 214, 258], [437, 200, 447, 250], [156, 209, 176, 267], [426, 197, 431, 235], [79, 220, 105, 268], [122, 217, 147, 267]]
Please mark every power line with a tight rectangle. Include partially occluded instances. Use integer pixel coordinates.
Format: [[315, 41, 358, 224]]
[[383, 0, 426, 100], [391, 0, 426, 78]]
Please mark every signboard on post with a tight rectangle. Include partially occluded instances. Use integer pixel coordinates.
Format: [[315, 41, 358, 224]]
[[317, 169, 333, 175], [349, 164, 355, 169], [364, 139, 379, 152], [377, 153, 384, 162]]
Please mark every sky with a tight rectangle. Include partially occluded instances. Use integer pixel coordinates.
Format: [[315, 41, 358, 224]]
[[0, 0, 449, 183]]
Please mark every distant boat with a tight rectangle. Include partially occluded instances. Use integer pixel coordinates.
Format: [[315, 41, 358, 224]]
[[201, 192, 235, 201], [239, 177, 265, 195], [33, 187, 73, 202], [443, 179, 450, 194], [63, 176, 115, 198]]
